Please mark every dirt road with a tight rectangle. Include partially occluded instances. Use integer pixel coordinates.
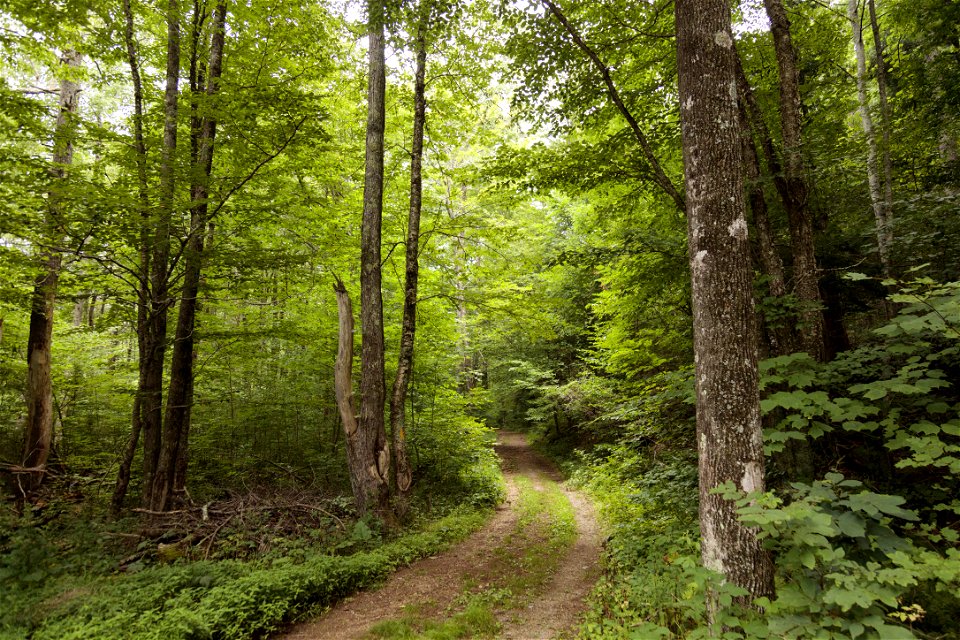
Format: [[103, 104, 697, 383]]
[[277, 431, 601, 639]]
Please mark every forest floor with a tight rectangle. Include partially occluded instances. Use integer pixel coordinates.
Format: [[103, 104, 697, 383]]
[[276, 431, 603, 640]]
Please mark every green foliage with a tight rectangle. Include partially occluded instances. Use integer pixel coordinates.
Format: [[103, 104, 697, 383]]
[[4, 508, 489, 640], [726, 475, 960, 639], [761, 277, 960, 507]]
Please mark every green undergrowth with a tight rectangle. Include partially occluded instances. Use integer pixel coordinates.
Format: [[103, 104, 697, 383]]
[[368, 472, 577, 639], [537, 277, 960, 639], [367, 599, 500, 640], [0, 506, 492, 640]]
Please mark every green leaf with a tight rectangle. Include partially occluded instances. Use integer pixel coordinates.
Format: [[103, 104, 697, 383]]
[[837, 512, 866, 538]]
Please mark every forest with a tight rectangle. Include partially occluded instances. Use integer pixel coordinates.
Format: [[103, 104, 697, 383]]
[[1, 0, 959, 637]]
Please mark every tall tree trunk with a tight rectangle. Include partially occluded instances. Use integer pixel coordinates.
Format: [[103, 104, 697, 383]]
[[156, 0, 227, 512], [144, 0, 182, 510], [763, 0, 826, 361], [676, 0, 775, 606], [867, 0, 895, 244], [356, 0, 391, 517], [849, 0, 891, 275], [389, 23, 427, 498], [113, 0, 153, 516], [21, 49, 82, 492]]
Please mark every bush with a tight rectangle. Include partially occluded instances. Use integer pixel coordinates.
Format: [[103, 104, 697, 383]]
[[19, 508, 490, 640]]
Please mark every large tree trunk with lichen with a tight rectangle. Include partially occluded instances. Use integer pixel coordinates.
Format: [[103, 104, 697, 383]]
[[389, 23, 427, 499], [676, 0, 775, 607], [763, 0, 826, 361], [21, 49, 82, 492], [356, 0, 392, 517]]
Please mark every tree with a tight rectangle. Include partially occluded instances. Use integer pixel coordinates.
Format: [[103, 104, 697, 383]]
[[350, 0, 392, 516], [388, 11, 428, 500], [763, 0, 826, 361], [152, 0, 228, 512], [848, 0, 892, 276], [139, 0, 183, 511], [675, 0, 775, 604], [21, 48, 82, 491], [111, 0, 151, 515]]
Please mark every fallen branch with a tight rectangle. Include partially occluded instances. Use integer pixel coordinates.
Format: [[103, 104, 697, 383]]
[[202, 514, 235, 560]]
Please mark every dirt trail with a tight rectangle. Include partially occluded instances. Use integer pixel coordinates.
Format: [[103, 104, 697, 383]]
[[276, 431, 602, 640]]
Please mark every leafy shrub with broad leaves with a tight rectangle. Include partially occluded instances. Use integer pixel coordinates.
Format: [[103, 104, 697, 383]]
[[573, 277, 960, 639]]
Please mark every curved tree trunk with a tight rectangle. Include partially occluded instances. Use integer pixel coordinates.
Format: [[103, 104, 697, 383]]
[[21, 49, 82, 492], [112, 0, 151, 515], [676, 0, 775, 608], [389, 23, 427, 499]]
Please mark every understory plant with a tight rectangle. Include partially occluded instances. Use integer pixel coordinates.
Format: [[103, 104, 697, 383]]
[[572, 277, 960, 639]]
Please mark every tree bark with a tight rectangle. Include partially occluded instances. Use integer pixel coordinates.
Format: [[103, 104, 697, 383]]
[[849, 0, 891, 275], [389, 22, 427, 498], [357, 0, 392, 516], [676, 0, 775, 606], [21, 49, 82, 492], [763, 0, 826, 361], [143, 0, 182, 510], [156, 0, 227, 512]]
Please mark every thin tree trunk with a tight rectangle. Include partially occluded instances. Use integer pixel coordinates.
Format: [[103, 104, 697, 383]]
[[850, 0, 891, 275], [21, 49, 82, 492], [113, 0, 153, 516], [538, 0, 685, 213], [357, 0, 391, 517], [144, 0, 182, 510], [763, 0, 826, 361], [112, 392, 142, 514], [157, 0, 227, 512], [175, 221, 215, 491], [739, 100, 794, 356], [389, 23, 427, 498], [736, 70, 796, 356], [867, 0, 895, 243], [676, 0, 775, 607]]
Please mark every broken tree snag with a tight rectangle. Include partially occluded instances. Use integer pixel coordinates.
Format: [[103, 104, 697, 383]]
[[676, 0, 775, 606], [334, 279, 359, 438], [22, 49, 82, 492], [334, 277, 391, 517]]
